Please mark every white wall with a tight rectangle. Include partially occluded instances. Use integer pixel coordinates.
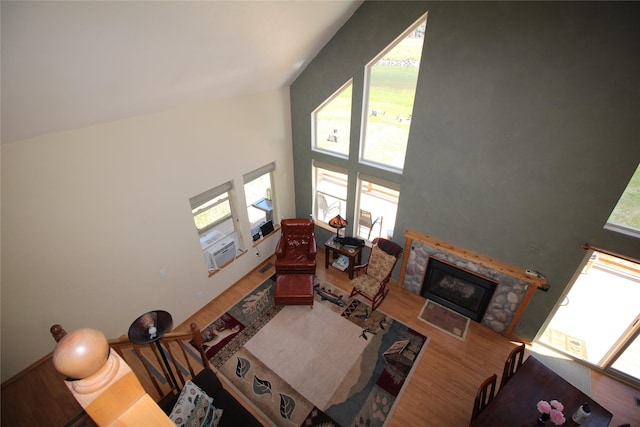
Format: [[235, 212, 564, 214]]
[[0, 88, 295, 381]]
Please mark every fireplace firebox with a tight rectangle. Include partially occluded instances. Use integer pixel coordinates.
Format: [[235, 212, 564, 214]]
[[420, 257, 497, 322]]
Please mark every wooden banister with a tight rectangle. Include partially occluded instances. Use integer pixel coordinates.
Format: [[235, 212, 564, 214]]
[[49, 322, 211, 426], [51, 327, 174, 426], [50, 324, 67, 342]]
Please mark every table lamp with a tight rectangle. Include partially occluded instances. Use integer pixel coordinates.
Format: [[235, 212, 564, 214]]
[[328, 214, 348, 242]]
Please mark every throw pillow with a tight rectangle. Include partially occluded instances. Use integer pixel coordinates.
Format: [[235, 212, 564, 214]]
[[184, 396, 212, 427], [169, 380, 213, 427]]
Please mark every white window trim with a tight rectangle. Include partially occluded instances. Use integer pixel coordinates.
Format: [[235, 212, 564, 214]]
[[604, 222, 640, 239], [311, 78, 353, 159], [312, 160, 349, 229], [243, 162, 275, 184], [189, 181, 235, 236], [359, 12, 428, 174]]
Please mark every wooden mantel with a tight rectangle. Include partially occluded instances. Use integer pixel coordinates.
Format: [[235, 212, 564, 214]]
[[399, 229, 549, 337]]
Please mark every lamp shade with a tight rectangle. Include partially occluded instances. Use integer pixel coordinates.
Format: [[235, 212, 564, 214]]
[[328, 215, 347, 229], [328, 215, 348, 242], [127, 310, 173, 344]]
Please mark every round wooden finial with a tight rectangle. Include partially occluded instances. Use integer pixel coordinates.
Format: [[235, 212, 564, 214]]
[[52, 328, 109, 379]]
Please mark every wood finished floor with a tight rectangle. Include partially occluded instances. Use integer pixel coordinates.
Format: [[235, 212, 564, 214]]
[[175, 250, 640, 427], [2, 249, 638, 426]]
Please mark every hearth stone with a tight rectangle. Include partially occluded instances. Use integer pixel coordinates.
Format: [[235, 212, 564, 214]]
[[403, 241, 530, 334]]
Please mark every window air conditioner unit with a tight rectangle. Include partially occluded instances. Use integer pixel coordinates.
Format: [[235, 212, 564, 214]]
[[204, 235, 237, 271]]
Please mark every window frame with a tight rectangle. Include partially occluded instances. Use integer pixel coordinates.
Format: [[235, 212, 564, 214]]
[[359, 13, 428, 173], [311, 79, 353, 159], [243, 162, 276, 238], [312, 160, 349, 229], [189, 181, 235, 237], [354, 173, 400, 242], [604, 162, 640, 239]]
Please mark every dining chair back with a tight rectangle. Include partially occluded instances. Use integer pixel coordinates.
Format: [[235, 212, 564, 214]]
[[471, 373, 497, 422], [500, 342, 526, 388]]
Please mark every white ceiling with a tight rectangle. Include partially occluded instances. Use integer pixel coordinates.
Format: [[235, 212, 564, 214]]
[[0, 1, 362, 144]]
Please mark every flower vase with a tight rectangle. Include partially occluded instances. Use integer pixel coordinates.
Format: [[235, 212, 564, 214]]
[[537, 413, 551, 425]]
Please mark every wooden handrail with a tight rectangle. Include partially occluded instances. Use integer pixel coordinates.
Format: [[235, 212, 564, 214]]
[[50, 322, 211, 408]]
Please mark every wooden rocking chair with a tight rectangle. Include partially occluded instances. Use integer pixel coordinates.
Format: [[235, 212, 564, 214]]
[[349, 237, 403, 311]]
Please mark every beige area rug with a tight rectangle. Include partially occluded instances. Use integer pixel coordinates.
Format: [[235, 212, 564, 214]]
[[197, 276, 430, 427], [417, 299, 470, 341], [244, 303, 369, 409]]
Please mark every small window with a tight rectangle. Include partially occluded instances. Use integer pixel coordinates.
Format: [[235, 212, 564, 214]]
[[244, 163, 276, 238], [355, 175, 400, 241], [190, 182, 239, 273], [312, 79, 352, 158], [312, 161, 348, 226], [605, 163, 640, 238], [190, 182, 234, 237], [361, 14, 427, 172]]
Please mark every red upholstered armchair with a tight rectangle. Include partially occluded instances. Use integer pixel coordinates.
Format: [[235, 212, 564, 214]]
[[350, 238, 403, 311], [275, 218, 317, 275]]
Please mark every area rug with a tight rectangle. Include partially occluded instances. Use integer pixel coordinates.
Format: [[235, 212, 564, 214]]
[[417, 298, 469, 341], [196, 276, 430, 427]]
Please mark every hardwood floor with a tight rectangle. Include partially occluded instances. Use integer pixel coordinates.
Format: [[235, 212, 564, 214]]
[[3, 248, 639, 426], [175, 250, 640, 427]]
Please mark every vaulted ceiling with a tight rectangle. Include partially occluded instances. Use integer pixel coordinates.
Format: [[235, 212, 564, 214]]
[[1, 1, 361, 144]]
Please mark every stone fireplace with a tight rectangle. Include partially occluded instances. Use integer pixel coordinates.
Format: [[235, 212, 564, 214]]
[[421, 257, 497, 322], [400, 229, 548, 336]]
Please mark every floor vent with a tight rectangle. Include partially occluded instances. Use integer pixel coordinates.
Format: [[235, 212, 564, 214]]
[[259, 262, 273, 274]]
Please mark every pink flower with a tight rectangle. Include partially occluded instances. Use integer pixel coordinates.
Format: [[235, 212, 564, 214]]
[[550, 409, 566, 425], [537, 400, 552, 413], [550, 400, 564, 412], [537, 399, 566, 425]]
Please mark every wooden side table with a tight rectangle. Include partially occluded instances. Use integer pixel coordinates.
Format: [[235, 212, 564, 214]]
[[324, 237, 362, 279]]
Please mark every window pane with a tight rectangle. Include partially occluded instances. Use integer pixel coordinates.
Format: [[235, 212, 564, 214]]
[[361, 17, 426, 171], [356, 177, 399, 241], [313, 164, 348, 224], [244, 172, 274, 233], [539, 252, 640, 366], [606, 163, 640, 237], [313, 80, 352, 157], [611, 332, 640, 383], [192, 193, 231, 233]]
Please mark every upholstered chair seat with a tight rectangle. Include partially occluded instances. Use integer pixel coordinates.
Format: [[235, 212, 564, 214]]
[[350, 238, 402, 311], [275, 218, 317, 275]]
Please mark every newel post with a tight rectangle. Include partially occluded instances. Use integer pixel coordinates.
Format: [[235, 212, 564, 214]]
[[51, 325, 173, 426]]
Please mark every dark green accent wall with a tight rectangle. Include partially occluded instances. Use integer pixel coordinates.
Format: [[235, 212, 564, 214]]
[[291, 1, 640, 340]]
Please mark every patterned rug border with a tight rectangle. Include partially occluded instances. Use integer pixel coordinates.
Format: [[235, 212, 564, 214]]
[[196, 276, 430, 427]]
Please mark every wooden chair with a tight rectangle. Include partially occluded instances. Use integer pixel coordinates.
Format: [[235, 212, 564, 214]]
[[471, 373, 497, 422], [500, 342, 526, 388], [349, 237, 402, 311]]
